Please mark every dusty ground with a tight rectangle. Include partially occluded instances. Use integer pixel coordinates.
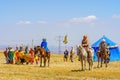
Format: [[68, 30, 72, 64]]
[[0, 52, 120, 80]]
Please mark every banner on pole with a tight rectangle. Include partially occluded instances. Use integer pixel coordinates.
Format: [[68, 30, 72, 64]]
[[63, 35, 68, 44]]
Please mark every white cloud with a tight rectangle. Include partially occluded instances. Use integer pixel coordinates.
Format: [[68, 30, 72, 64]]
[[37, 21, 47, 24], [17, 21, 31, 25], [112, 14, 120, 19], [70, 15, 97, 23]]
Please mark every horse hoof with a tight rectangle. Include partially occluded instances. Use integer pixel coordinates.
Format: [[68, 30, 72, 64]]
[[97, 66, 99, 68]]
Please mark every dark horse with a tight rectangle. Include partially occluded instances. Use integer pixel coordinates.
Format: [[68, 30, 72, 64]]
[[34, 46, 50, 67], [97, 47, 110, 68]]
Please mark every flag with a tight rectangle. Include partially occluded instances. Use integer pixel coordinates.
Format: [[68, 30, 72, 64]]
[[63, 35, 68, 44]]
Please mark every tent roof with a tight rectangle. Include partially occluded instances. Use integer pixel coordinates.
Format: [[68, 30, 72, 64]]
[[92, 36, 117, 48]]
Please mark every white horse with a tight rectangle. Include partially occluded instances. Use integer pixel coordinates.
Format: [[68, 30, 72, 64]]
[[77, 45, 87, 71], [77, 45, 94, 70]]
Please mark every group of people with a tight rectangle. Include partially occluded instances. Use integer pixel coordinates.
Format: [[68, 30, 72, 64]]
[[3, 35, 110, 64], [63, 34, 90, 62], [3, 38, 50, 65], [3, 46, 35, 64], [64, 47, 75, 62], [64, 34, 110, 62]]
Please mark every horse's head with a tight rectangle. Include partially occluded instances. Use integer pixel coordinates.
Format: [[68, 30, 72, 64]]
[[76, 45, 86, 55], [79, 45, 85, 52]]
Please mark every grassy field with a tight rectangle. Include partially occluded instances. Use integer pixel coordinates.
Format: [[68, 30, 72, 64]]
[[0, 52, 120, 80]]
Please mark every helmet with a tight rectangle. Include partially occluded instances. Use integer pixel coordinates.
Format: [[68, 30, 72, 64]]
[[42, 38, 46, 42], [102, 39, 105, 42]]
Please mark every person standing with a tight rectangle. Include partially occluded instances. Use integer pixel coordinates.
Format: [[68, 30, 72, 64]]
[[8, 46, 14, 64], [70, 47, 75, 62], [34, 46, 39, 65], [3, 48, 9, 64], [25, 46, 29, 54], [64, 48, 69, 62], [29, 47, 34, 64], [14, 47, 19, 64]]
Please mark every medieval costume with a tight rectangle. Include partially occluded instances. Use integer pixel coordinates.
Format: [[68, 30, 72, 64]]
[[29, 48, 34, 64], [8, 47, 14, 64], [41, 38, 49, 52]]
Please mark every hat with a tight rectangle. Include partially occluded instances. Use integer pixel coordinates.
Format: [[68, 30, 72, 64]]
[[42, 38, 46, 41], [20, 46, 23, 48], [8, 46, 12, 49], [102, 39, 105, 42]]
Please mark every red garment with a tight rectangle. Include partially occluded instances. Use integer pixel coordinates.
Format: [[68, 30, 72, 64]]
[[15, 51, 19, 60], [29, 49, 34, 63], [4, 51, 8, 58]]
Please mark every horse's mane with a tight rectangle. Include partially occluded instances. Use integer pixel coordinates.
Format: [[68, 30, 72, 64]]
[[79, 45, 87, 55], [77, 45, 87, 56]]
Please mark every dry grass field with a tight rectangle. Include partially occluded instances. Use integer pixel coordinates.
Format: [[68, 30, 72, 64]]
[[0, 52, 120, 80]]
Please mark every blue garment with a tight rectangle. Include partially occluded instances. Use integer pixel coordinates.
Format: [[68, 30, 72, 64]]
[[41, 41, 49, 52], [64, 50, 69, 58]]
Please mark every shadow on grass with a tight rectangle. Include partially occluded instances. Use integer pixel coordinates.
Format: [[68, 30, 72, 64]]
[[71, 69, 85, 72]]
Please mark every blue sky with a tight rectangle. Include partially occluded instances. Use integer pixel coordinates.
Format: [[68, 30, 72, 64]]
[[0, 0, 120, 49]]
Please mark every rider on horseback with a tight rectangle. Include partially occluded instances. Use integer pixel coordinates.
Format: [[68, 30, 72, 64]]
[[99, 39, 108, 53], [81, 34, 90, 52], [40, 38, 50, 54], [99, 39, 110, 60]]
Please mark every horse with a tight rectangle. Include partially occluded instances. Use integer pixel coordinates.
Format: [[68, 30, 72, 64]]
[[77, 45, 87, 71], [17, 53, 33, 65], [77, 45, 94, 70], [34, 46, 50, 67], [97, 47, 110, 68]]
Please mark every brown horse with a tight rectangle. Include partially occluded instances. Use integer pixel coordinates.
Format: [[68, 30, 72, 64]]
[[34, 46, 50, 67], [17, 53, 33, 65], [97, 48, 110, 68]]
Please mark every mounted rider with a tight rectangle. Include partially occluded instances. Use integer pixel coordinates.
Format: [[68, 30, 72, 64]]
[[99, 39, 110, 60], [81, 34, 90, 52], [40, 38, 50, 54], [99, 39, 108, 53]]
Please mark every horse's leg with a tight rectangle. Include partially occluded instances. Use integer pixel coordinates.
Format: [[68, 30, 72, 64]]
[[81, 59, 83, 71], [84, 58, 86, 70], [100, 58, 103, 68], [105, 59, 107, 68], [72, 55, 74, 62], [91, 59, 93, 70], [89, 59, 92, 70], [40, 56, 42, 67], [97, 57, 100, 68], [48, 57, 50, 67], [105, 57, 108, 68], [88, 59, 90, 70], [44, 57, 46, 67]]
